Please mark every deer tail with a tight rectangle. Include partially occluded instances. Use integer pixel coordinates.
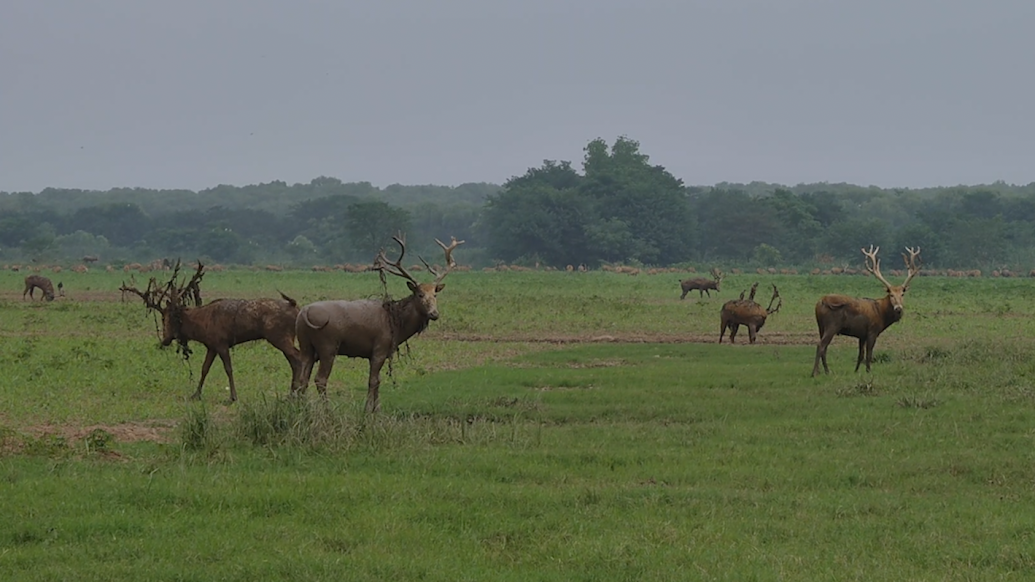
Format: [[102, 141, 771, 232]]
[[277, 290, 298, 308], [299, 306, 326, 330]]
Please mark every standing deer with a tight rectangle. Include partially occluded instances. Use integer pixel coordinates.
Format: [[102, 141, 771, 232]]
[[292, 235, 464, 413], [23, 275, 56, 301], [812, 246, 921, 377], [680, 268, 723, 299], [121, 261, 302, 403], [719, 283, 782, 344]]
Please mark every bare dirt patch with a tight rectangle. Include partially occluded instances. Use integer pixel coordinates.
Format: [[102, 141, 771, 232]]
[[19, 419, 178, 445], [434, 331, 817, 346]]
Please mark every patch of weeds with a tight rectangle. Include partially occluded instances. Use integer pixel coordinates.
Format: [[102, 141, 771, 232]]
[[897, 395, 940, 409], [836, 381, 879, 398], [871, 352, 892, 364], [234, 395, 354, 450], [180, 404, 214, 452], [21, 434, 72, 459], [919, 346, 952, 363], [84, 428, 114, 453]]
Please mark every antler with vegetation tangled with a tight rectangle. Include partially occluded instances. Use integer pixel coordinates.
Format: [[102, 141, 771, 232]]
[[119, 260, 205, 312]]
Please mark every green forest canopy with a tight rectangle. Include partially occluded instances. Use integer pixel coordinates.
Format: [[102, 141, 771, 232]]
[[3, 137, 1035, 270]]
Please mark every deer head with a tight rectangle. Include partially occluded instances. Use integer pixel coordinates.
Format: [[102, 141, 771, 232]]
[[862, 245, 921, 316], [710, 267, 723, 288], [120, 260, 205, 346], [376, 235, 464, 321]]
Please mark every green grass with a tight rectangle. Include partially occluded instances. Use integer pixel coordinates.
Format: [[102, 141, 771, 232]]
[[2, 269, 1035, 580]]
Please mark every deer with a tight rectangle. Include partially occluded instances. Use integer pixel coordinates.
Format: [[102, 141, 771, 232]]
[[812, 246, 921, 377], [680, 268, 723, 299], [23, 275, 57, 301], [120, 261, 302, 403], [292, 235, 464, 413], [719, 283, 782, 344]]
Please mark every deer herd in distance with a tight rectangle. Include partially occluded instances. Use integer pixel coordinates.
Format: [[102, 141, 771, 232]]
[[14, 241, 942, 408]]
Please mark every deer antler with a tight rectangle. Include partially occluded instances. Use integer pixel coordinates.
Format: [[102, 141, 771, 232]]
[[901, 246, 922, 288], [766, 284, 782, 315], [119, 275, 165, 312], [421, 236, 466, 285], [375, 234, 420, 285], [862, 245, 894, 289], [710, 267, 723, 282]]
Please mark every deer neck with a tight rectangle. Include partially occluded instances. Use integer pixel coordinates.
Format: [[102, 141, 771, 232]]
[[877, 295, 903, 328], [386, 296, 430, 345]]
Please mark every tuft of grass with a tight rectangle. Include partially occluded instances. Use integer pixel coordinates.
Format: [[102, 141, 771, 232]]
[[233, 395, 355, 450], [179, 404, 214, 452], [897, 395, 940, 409], [836, 380, 879, 397]]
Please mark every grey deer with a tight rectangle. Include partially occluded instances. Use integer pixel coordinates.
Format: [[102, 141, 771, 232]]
[[292, 235, 464, 412]]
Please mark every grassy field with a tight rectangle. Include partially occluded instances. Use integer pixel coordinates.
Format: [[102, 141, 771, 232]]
[[2, 268, 1035, 580]]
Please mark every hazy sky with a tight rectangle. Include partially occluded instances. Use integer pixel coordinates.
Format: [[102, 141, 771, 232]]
[[2, 0, 1033, 193]]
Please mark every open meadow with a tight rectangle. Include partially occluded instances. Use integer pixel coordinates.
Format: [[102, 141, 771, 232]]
[[2, 267, 1035, 580]]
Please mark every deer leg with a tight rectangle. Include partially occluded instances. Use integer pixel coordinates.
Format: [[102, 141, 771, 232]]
[[680, 289, 688, 300], [190, 348, 219, 400], [217, 349, 237, 402], [729, 324, 739, 343], [864, 336, 878, 373], [719, 320, 728, 343], [813, 330, 836, 376], [748, 324, 757, 344], [272, 339, 303, 395], [366, 356, 387, 413], [292, 346, 316, 395], [313, 352, 336, 397], [854, 338, 866, 373]]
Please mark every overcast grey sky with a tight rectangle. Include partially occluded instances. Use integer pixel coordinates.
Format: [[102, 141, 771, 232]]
[[2, 0, 1032, 193]]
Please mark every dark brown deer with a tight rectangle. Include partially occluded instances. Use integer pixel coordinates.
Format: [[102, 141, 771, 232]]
[[23, 275, 56, 301], [812, 246, 921, 377], [292, 235, 464, 412], [680, 268, 723, 299], [719, 283, 782, 344], [121, 261, 302, 403]]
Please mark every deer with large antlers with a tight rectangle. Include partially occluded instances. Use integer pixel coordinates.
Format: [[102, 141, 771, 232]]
[[812, 246, 921, 376], [719, 282, 782, 344], [680, 268, 723, 299], [292, 235, 464, 412], [121, 261, 302, 402]]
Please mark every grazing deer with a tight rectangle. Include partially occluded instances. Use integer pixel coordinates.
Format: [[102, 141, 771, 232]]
[[812, 246, 921, 376], [121, 261, 302, 403], [719, 283, 782, 344], [293, 235, 464, 413], [23, 275, 56, 301], [680, 268, 723, 299]]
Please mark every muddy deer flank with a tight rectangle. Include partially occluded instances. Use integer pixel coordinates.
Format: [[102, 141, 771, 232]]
[[719, 283, 782, 344], [23, 275, 56, 301], [121, 261, 302, 402]]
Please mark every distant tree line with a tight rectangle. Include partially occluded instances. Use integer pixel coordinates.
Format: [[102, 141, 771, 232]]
[[3, 137, 1035, 270]]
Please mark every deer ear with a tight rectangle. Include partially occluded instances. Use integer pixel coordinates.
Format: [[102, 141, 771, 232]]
[[435, 283, 445, 293]]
